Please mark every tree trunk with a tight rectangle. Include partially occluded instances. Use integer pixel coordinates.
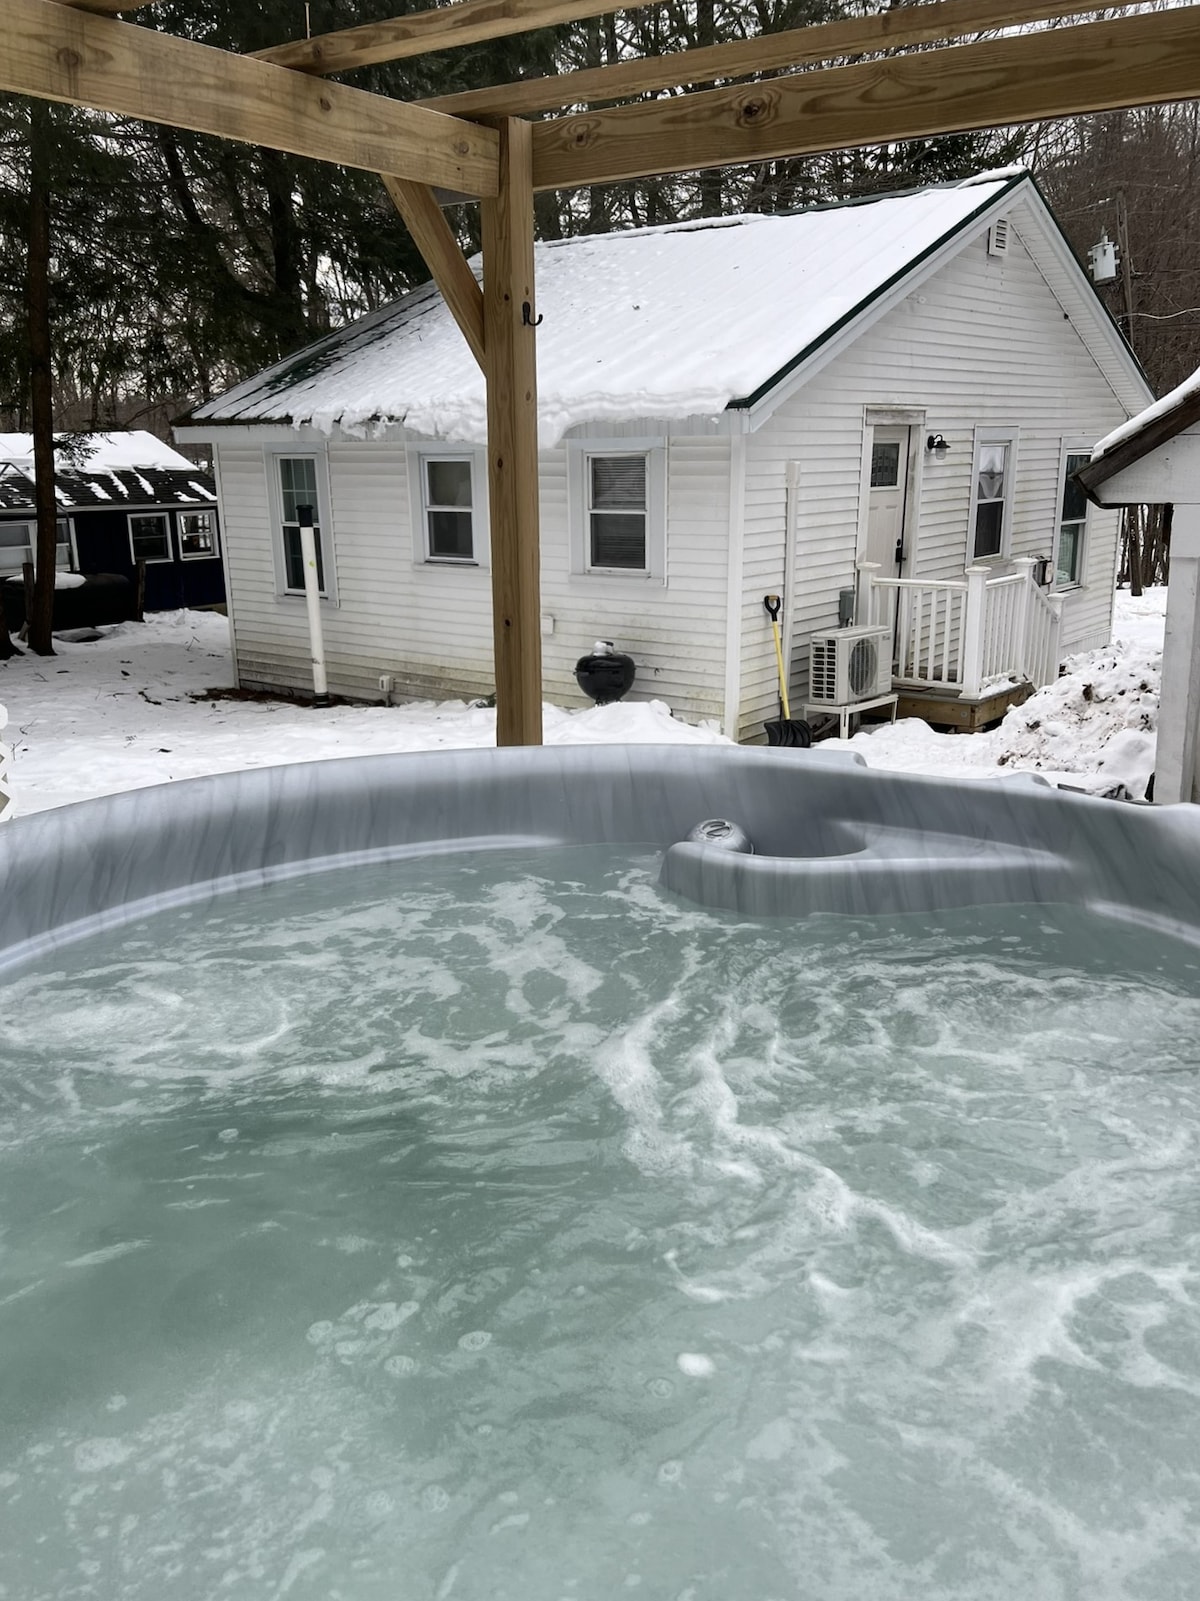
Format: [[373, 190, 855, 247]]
[[27, 101, 57, 658]]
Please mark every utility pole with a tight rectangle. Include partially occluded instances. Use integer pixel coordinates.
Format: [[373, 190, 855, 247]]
[[1116, 188, 1136, 354], [1115, 189, 1145, 595]]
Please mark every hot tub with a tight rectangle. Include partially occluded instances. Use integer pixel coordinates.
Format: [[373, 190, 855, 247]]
[[2, 746, 1199, 1599]]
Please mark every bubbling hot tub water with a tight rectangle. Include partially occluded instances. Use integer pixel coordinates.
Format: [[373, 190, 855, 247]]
[[4, 744, 1200, 1599], [3, 832, 1200, 1600]]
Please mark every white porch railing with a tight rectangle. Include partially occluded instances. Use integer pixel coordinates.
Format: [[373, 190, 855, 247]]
[[856, 557, 1064, 699]]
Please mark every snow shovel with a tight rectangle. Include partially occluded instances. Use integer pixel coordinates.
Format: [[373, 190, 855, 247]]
[[763, 595, 812, 748]]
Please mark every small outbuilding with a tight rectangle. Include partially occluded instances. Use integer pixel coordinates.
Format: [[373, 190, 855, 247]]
[[178, 171, 1151, 738], [1079, 378, 1200, 803], [0, 432, 223, 618]]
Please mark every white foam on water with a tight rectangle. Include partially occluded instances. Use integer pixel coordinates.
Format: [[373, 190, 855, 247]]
[[4, 857, 1200, 1598]]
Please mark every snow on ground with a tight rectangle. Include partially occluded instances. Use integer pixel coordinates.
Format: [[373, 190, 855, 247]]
[[0, 610, 727, 817], [0, 588, 1168, 817]]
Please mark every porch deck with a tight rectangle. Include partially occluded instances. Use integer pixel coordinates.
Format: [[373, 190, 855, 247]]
[[856, 556, 1063, 726]]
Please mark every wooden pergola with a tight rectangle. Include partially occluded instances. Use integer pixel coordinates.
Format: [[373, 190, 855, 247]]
[[4, 0, 1198, 743]]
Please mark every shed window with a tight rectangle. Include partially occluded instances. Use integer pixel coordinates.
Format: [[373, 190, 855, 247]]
[[277, 456, 325, 593], [1057, 452, 1089, 587], [0, 519, 70, 573], [129, 512, 171, 564], [422, 457, 475, 561], [589, 454, 648, 570], [179, 510, 218, 560]]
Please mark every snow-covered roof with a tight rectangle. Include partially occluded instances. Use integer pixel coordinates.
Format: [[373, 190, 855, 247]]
[[0, 431, 195, 472], [1091, 367, 1200, 464], [0, 464, 216, 514], [191, 174, 1036, 449]]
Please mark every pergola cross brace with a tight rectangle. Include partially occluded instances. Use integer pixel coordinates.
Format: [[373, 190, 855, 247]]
[[13, 0, 1200, 744]]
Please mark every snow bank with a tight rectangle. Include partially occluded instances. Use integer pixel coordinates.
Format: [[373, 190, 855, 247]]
[[848, 588, 1166, 799]]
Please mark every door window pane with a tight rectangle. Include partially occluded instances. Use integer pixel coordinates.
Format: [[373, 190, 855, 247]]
[[870, 441, 901, 487]]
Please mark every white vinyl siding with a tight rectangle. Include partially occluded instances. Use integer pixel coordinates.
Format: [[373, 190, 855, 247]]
[[213, 430, 729, 719], [735, 213, 1129, 738]]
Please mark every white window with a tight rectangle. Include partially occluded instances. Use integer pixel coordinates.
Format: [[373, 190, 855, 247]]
[[421, 455, 476, 562], [128, 512, 171, 564], [1056, 449, 1090, 588], [178, 509, 219, 560], [267, 452, 335, 601], [0, 519, 71, 575], [969, 429, 1018, 562], [569, 440, 666, 579]]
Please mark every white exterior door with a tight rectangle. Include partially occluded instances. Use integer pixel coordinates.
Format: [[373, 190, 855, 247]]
[[865, 426, 911, 577]]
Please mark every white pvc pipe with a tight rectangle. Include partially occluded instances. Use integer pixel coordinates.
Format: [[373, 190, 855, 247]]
[[298, 512, 329, 703]]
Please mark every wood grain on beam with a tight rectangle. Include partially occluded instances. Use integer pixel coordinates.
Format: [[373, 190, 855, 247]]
[[257, 0, 646, 76], [424, 0, 1113, 120], [483, 119, 543, 747], [382, 175, 486, 369], [0, 0, 498, 195], [532, 7, 1200, 190]]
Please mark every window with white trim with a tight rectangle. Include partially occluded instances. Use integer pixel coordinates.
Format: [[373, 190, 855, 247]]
[[179, 509, 219, 560], [129, 512, 171, 564], [589, 455, 648, 569], [421, 456, 476, 561], [276, 455, 326, 594], [0, 518, 71, 574], [969, 430, 1018, 561], [1056, 451, 1089, 588], [569, 441, 666, 579]]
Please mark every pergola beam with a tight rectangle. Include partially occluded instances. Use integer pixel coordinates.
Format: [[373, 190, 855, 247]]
[[0, 0, 499, 196], [382, 175, 486, 369], [531, 6, 1200, 190], [257, 0, 651, 77], [482, 120, 544, 747], [424, 0, 1118, 121]]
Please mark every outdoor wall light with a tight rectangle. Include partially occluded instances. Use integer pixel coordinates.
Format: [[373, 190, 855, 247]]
[[926, 433, 951, 459]]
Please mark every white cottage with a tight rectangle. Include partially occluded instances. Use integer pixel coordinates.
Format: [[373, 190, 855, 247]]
[[178, 171, 1151, 739]]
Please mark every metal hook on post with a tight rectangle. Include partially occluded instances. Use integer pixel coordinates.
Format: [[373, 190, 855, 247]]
[[522, 301, 543, 327]]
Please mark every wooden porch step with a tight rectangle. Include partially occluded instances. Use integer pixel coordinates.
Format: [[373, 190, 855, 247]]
[[894, 680, 1034, 732]]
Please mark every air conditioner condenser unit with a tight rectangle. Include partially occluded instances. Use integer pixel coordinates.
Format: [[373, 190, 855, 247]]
[[808, 625, 893, 706]]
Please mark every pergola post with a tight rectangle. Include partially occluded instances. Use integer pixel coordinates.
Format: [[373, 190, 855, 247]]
[[482, 117, 542, 746]]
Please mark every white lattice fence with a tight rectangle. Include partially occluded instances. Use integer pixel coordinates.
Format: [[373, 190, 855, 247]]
[[0, 703, 12, 821]]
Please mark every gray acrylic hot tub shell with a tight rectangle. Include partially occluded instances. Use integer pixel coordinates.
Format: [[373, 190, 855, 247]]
[[2, 743, 1200, 967]]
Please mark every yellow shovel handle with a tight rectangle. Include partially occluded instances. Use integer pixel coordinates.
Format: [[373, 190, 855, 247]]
[[770, 618, 791, 720]]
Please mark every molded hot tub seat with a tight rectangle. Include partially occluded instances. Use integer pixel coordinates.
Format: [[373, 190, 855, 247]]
[[2, 744, 1200, 966], [660, 822, 1079, 918]]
